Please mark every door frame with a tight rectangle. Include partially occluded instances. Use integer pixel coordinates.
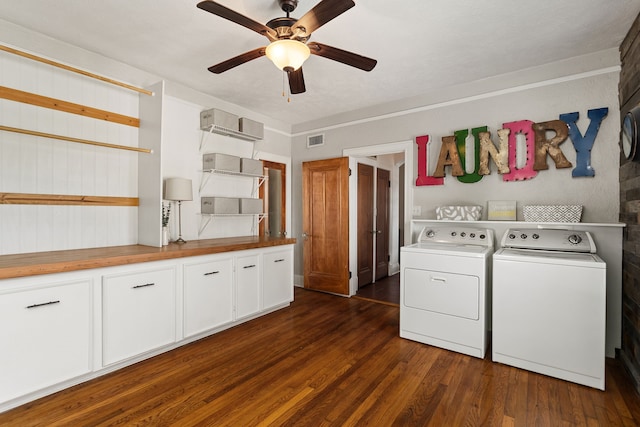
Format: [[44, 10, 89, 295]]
[[344, 140, 414, 295], [256, 152, 291, 238]]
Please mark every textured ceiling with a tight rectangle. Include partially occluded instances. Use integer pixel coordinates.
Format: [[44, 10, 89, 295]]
[[0, 0, 639, 126]]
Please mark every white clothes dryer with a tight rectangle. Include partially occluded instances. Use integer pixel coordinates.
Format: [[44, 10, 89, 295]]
[[492, 228, 607, 390], [400, 226, 494, 358]]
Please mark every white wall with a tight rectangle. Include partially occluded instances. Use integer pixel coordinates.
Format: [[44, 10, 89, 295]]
[[0, 40, 139, 255], [0, 21, 292, 255], [161, 96, 292, 242], [290, 51, 622, 278]]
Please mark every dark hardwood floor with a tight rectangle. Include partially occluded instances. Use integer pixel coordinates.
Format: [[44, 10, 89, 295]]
[[354, 273, 400, 306], [2, 287, 640, 426]]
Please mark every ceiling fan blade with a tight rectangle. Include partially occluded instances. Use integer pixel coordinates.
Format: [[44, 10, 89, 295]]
[[208, 47, 266, 74], [307, 42, 377, 71], [292, 0, 355, 37], [197, 1, 277, 41], [288, 68, 306, 94]]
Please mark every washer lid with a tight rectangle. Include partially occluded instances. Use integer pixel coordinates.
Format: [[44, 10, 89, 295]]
[[494, 248, 605, 268], [402, 242, 493, 257]]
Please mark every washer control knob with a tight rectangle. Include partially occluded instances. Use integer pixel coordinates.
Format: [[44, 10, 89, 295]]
[[520, 233, 528, 239], [568, 234, 582, 245], [479, 234, 486, 239], [508, 233, 516, 239], [532, 233, 540, 239], [470, 233, 476, 238], [451, 231, 457, 237], [426, 230, 435, 238], [460, 232, 466, 237]]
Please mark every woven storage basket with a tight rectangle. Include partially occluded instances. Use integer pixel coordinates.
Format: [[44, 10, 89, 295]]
[[523, 205, 582, 222], [435, 205, 482, 221]]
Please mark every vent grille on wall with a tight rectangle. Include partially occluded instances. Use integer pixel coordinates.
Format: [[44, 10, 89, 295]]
[[307, 134, 325, 148]]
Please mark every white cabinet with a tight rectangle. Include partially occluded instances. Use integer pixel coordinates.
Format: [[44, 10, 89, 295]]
[[0, 279, 92, 403], [0, 243, 294, 412], [183, 256, 233, 338], [102, 266, 176, 366], [235, 253, 261, 319], [263, 247, 294, 310]]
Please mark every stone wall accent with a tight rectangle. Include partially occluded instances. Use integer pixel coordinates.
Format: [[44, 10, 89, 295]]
[[619, 11, 640, 391]]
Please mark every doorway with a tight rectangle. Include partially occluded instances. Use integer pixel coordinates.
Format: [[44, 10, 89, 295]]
[[357, 163, 391, 288], [344, 140, 414, 296], [259, 160, 286, 237]]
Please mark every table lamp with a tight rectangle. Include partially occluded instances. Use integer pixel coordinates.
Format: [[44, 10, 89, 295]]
[[164, 178, 193, 244]]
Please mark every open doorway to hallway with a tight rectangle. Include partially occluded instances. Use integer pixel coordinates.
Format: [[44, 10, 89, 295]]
[[344, 140, 413, 303]]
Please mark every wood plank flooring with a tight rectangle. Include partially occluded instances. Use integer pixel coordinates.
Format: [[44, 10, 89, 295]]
[[354, 273, 400, 306], [2, 287, 640, 426]]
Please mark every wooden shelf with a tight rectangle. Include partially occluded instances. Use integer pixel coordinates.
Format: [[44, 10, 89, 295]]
[[0, 44, 153, 96], [0, 192, 139, 206], [0, 125, 151, 153], [0, 86, 140, 127]]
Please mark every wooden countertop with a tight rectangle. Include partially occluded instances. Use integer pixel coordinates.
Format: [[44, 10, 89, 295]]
[[0, 236, 296, 280]]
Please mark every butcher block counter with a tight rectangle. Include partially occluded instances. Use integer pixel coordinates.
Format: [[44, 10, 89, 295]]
[[0, 236, 296, 280]]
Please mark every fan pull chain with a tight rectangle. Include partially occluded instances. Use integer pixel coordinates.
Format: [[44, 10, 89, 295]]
[[281, 71, 291, 103], [282, 71, 286, 98]]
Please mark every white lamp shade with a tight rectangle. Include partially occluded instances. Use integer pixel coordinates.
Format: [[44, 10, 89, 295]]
[[265, 40, 310, 71], [164, 178, 193, 201]]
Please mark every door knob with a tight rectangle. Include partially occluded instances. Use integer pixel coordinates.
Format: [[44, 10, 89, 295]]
[[302, 232, 308, 240]]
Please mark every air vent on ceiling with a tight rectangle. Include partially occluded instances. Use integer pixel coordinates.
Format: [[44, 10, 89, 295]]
[[307, 134, 325, 148]]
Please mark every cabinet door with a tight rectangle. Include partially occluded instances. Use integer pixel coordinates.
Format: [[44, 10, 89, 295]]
[[263, 247, 293, 310], [0, 280, 92, 403], [102, 267, 176, 366], [183, 256, 233, 338], [235, 253, 261, 319]]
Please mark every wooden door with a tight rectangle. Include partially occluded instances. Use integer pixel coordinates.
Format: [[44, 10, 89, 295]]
[[375, 168, 390, 280], [302, 157, 350, 295], [357, 163, 374, 288]]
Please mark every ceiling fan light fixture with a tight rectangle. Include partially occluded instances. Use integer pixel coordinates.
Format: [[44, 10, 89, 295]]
[[265, 39, 310, 72]]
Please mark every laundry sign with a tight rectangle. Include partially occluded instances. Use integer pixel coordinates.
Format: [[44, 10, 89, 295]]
[[416, 107, 609, 186]]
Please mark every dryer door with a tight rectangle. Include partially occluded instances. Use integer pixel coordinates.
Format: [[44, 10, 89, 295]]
[[403, 268, 479, 320]]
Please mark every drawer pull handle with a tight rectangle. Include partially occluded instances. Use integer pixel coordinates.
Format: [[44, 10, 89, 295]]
[[274, 259, 285, 263], [26, 300, 60, 309], [243, 264, 256, 269], [430, 276, 447, 283], [204, 271, 220, 276], [132, 283, 155, 289]]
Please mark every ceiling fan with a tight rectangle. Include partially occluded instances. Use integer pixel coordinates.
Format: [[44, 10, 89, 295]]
[[196, 0, 377, 94]]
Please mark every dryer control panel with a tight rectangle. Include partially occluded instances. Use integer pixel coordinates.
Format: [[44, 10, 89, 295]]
[[417, 226, 494, 248], [500, 228, 596, 253]]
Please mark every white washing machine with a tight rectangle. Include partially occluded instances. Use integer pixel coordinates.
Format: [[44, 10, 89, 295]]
[[400, 226, 494, 358], [492, 228, 607, 390]]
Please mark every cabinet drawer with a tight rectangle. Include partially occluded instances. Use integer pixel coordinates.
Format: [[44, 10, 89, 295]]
[[183, 257, 233, 337], [0, 280, 92, 403], [102, 267, 176, 366]]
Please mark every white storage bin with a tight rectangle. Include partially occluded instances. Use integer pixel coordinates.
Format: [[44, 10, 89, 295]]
[[200, 108, 239, 131], [240, 198, 263, 214], [239, 117, 264, 140], [240, 158, 263, 176], [203, 153, 240, 172], [201, 197, 239, 214], [436, 205, 482, 221], [523, 205, 582, 222]]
